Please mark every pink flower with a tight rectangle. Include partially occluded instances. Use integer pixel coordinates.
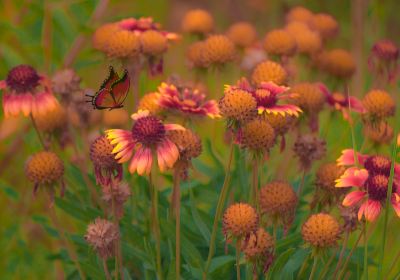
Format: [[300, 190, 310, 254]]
[[336, 149, 400, 221], [225, 78, 302, 117], [1, 65, 59, 118], [318, 83, 365, 121], [157, 82, 220, 118], [118, 17, 179, 41], [105, 110, 185, 175]]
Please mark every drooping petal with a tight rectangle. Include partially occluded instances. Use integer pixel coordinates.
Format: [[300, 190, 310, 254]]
[[337, 149, 368, 166], [164, 123, 185, 131], [358, 201, 367, 221], [343, 191, 366, 206], [137, 148, 152, 175], [335, 167, 369, 188], [364, 200, 381, 222], [128, 147, 145, 174], [259, 81, 289, 95], [157, 139, 179, 171]]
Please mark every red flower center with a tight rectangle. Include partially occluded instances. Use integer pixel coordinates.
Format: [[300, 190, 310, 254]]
[[132, 116, 165, 145], [6, 65, 40, 93], [364, 155, 391, 176], [366, 174, 392, 201], [253, 89, 277, 108]]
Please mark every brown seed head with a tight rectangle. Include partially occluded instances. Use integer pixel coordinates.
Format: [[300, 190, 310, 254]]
[[181, 9, 214, 35], [241, 118, 275, 151], [25, 151, 64, 185], [203, 35, 236, 65], [219, 89, 257, 122], [85, 218, 120, 259], [286, 6, 314, 24], [302, 213, 341, 248], [34, 104, 66, 133], [186, 41, 209, 68], [260, 181, 298, 216], [251, 60, 287, 86], [286, 22, 321, 54], [92, 23, 120, 52], [140, 30, 168, 56], [242, 228, 274, 259], [223, 203, 258, 238], [90, 136, 118, 169], [324, 49, 356, 78], [105, 30, 140, 58], [293, 134, 326, 170], [362, 90, 396, 119], [167, 128, 202, 160], [363, 121, 394, 145], [311, 13, 339, 40], [226, 22, 257, 48], [291, 82, 325, 113], [315, 162, 345, 192], [264, 113, 295, 135], [263, 29, 296, 57]]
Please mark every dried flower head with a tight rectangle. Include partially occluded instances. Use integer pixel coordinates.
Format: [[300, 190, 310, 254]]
[[251, 61, 287, 86], [339, 205, 359, 233], [285, 22, 322, 54], [219, 88, 257, 123], [240, 117, 276, 152], [25, 151, 65, 198], [140, 30, 168, 56], [322, 49, 356, 79], [181, 9, 214, 36], [291, 82, 325, 114], [293, 134, 326, 171], [242, 228, 274, 259], [51, 68, 81, 101], [223, 203, 258, 238], [310, 13, 339, 40], [226, 22, 257, 48], [362, 89, 396, 121], [85, 218, 119, 259], [302, 213, 341, 248], [92, 23, 120, 52], [90, 136, 123, 186], [286, 6, 314, 24], [260, 181, 297, 223], [105, 30, 141, 58], [263, 29, 296, 57], [363, 121, 394, 145], [1, 65, 59, 118], [203, 35, 236, 66], [186, 41, 209, 69], [101, 182, 131, 219]]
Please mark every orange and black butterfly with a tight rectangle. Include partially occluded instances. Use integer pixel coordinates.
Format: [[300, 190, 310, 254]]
[[86, 66, 130, 110]]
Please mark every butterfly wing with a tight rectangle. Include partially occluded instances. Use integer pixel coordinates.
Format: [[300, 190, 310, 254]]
[[110, 70, 130, 105], [92, 88, 122, 110], [100, 66, 120, 90]]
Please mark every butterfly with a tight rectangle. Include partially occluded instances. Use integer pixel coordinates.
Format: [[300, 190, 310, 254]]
[[86, 66, 130, 110]]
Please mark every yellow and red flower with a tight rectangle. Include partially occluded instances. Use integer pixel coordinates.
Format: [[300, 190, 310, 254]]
[[1, 65, 59, 118], [105, 110, 185, 175], [318, 83, 365, 120], [157, 82, 220, 118], [336, 149, 400, 222], [225, 77, 302, 117]]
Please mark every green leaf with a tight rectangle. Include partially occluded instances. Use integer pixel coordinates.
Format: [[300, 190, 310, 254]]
[[270, 248, 295, 277], [208, 255, 235, 273], [0, 179, 19, 200], [189, 189, 211, 244], [280, 248, 310, 280]]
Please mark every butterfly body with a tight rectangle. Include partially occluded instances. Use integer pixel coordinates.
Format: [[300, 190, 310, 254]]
[[86, 66, 130, 110]]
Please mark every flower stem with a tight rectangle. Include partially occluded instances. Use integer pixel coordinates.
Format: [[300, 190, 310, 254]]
[[384, 247, 400, 280], [252, 157, 259, 212], [298, 254, 310, 279], [112, 192, 123, 280], [103, 259, 111, 280], [236, 239, 241, 280], [29, 114, 46, 149], [331, 231, 349, 279], [149, 173, 162, 280], [318, 248, 337, 280], [297, 170, 306, 197], [173, 168, 181, 280], [203, 142, 235, 279], [309, 255, 318, 280], [363, 221, 368, 280], [377, 134, 398, 279]]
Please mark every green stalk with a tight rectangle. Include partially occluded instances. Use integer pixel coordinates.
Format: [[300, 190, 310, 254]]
[[363, 221, 368, 280], [236, 239, 241, 280], [203, 142, 235, 279], [30, 114, 46, 149], [149, 173, 162, 280], [377, 135, 398, 279], [173, 168, 181, 280], [331, 231, 349, 279], [309, 255, 318, 280], [337, 228, 364, 280]]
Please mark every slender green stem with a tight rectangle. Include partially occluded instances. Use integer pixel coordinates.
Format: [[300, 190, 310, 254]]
[[363, 221, 368, 280], [331, 231, 349, 279], [203, 142, 235, 279], [149, 173, 162, 280], [173, 168, 181, 280], [30, 114, 46, 149], [236, 239, 241, 280], [298, 254, 310, 279], [377, 135, 398, 279], [297, 170, 306, 197], [337, 228, 365, 280], [252, 157, 259, 212], [318, 248, 337, 280], [384, 247, 400, 280], [111, 194, 120, 280], [103, 259, 111, 280], [309, 256, 318, 280]]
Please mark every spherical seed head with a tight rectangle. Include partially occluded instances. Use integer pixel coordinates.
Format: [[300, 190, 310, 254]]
[[285, 22, 321, 54], [219, 89, 257, 122], [223, 203, 258, 238], [260, 181, 297, 216], [167, 128, 202, 160], [241, 118, 275, 151], [325, 49, 356, 78], [315, 162, 345, 192], [364, 155, 392, 176], [293, 134, 326, 170], [203, 35, 236, 65], [52, 68, 81, 97], [25, 151, 64, 185], [291, 82, 325, 113], [362, 90, 396, 119], [92, 23, 120, 52], [34, 104, 66, 133], [264, 113, 295, 135], [90, 136, 118, 169], [226, 22, 257, 48], [242, 228, 274, 259], [311, 13, 339, 40], [138, 92, 162, 115], [6, 65, 40, 93], [286, 6, 314, 24], [85, 218, 120, 259], [140, 30, 168, 56], [366, 174, 392, 201], [302, 213, 341, 248], [263, 29, 296, 57], [131, 116, 166, 145], [102, 109, 130, 128], [372, 40, 399, 61], [106, 30, 140, 58], [186, 41, 208, 68], [181, 9, 214, 35], [251, 61, 287, 86], [363, 121, 393, 145]]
